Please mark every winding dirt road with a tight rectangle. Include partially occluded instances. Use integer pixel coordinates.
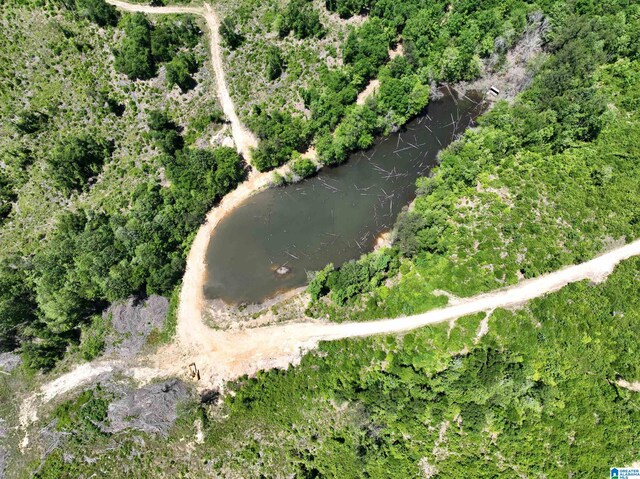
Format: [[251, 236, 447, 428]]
[[17, 3, 640, 437], [168, 238, 640, 387], [19, 238, 640, 437], [106, 0, 258, 159]]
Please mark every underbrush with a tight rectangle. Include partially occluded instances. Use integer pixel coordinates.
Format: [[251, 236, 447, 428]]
[[309, 19, 640, 319]]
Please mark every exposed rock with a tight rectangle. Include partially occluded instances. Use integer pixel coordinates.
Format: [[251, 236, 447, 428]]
[[275, 265, 291, 275], [105, 379, 189, 436], [103, 296, 169, 359], [0, 353, 20, 373]]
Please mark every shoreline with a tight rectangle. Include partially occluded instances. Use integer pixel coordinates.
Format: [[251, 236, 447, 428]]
[[184, 86, 481, 332], [176, 16, 546, 348]]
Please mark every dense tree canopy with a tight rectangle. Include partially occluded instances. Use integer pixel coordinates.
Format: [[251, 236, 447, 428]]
[[310, 2, 640, 322], [115, 13, 155, 80], [15, 110, 244, 367], [278, 0, 324, 39], [46, 135, 112, 193], [250, 108, 310, 171], [116, 13, 201, 81]]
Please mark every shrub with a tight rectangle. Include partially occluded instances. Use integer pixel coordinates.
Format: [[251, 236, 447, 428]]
[[220, 17, 244, 49], [291, 158, 316, 178], [265, 46, 285, 81], [115, 13, 155, 80], [75, 0, 119, 26], [166, 52, 197, 92], [79, 315, 107, 361], [278, 0, 324, 39], [47, 135, 112, 192]]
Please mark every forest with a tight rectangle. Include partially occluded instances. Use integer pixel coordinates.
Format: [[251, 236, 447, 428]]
[[6, 121, 244, 369], [222, 0, 554, 172], [308, 0, 640, 321], [24, 258, 640, 477], [0, 0, 637, 378], [1, 0, 639, 475], [0, 0, 240, 363]]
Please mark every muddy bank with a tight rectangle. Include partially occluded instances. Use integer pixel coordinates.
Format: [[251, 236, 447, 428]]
[[204, 91, 485, 304], [203, 286, 309, 331], [454, 11, 547, 103]]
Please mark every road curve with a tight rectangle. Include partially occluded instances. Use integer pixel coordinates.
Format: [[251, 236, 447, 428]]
[[18, 0, 640, 435], [105, 0, 258, 160], [183, 238, 640, 384], [19, 239, 640, 437]]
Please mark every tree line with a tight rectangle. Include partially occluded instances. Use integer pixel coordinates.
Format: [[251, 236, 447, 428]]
[[115, 12, 201, 92], [308, 1, 640, 321], [222, 0, 546, 172], [0, 110, 244, 367]]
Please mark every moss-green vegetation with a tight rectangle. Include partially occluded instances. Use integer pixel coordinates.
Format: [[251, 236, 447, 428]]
[[0, 0, 238, 365], [115, 11, 201, 86], [208, 259, 640, 477], [20, 258, 640, 477], [19, 139, 244, 370], [2, 1, 640, 476], [52, 385, 110, 438], [290, 157, 317, 178], [310, 1, 640, 321], [146, 285, 180, 346], [221, 0, 547, 171], [78, 314, 109, 361]]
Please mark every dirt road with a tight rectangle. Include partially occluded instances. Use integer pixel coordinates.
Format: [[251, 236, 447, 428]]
[[20, 238, 640, 438], [105, 0, 391, 348], [17, 5, 640, 435], [105, 0, 258, 159], [172, 238, 640, 386], [176, 165, 292, 352]]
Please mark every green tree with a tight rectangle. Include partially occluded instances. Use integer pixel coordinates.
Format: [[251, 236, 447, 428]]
[[278, 0, 324, 39], [220, 17, 244, 49], [250, 109, 309, 171], [325, 0, 370, 18], [0, 258, 37, 351], [75, 0, 119, 26], [166, 52, 197, 92], [150, 16, 201, 62], [291, 158, 316, 178], [47, 135, 112, 192], [147, 110, 184, 153], [115, 13, 155, 80], [343, 18, 391, 82], [265, 46, 285, 81]]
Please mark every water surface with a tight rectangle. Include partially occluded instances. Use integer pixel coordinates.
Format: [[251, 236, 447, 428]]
[[205, 92, 484, 304]]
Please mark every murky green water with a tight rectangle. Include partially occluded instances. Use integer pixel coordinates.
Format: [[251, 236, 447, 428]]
[[205, 92, 485, 304]]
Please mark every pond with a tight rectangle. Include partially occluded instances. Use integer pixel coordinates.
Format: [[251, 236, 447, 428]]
[[205, 91, 485, 304]]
